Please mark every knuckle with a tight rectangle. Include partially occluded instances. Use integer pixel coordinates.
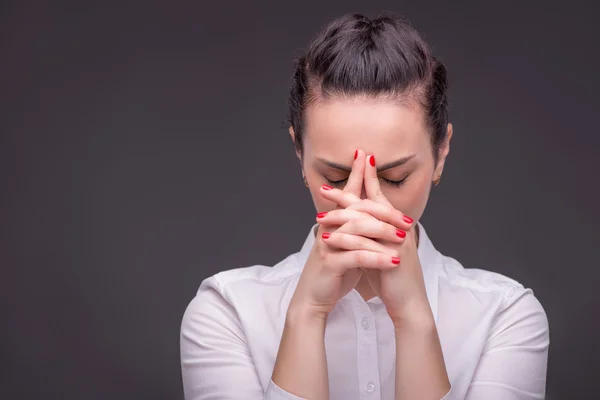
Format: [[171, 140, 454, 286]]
[[345, 202, 357, 210], [342, 209, 356, 221], [378, 253, 391, 266], [349, 208, 363, 219], [345, 233, 358, 248], [354, 251, 365, 265], [345, 218, 359, 232], [332, 231, 343, 243], [394, 209, 405, 224], [356, 218, 371, 234], [376, 220, 387, 235], [384, 204, 394, 219], [342, 190, 354, 201]]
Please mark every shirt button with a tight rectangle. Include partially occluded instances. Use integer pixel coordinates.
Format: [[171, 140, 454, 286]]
[[365, 382, 376, 393], [361, 317, 369, 329]]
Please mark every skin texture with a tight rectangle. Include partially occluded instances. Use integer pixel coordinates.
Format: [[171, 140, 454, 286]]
[[291, 95, 452, 302], [272, 95, 453, 400]]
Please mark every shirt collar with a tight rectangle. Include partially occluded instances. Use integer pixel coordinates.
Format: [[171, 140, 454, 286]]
[[294, 221, 440, 323]]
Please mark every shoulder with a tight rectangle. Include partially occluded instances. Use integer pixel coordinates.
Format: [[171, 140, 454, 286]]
[[181, 252, 301, 333], [438, 254, 540, 306], [438, 254, 522, 294], [435, 253, 549, 337], [432, 253, 549, 396], [194, 251, 301, 302]]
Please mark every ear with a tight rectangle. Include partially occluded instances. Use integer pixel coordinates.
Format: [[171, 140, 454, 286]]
[[433, 123, 453, 179], [289, 125, 302, 161]]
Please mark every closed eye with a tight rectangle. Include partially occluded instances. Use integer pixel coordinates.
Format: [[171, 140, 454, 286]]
[[325, 176, 408, 188], [325, 178, 347, 187], [382, 176, 408, 187]]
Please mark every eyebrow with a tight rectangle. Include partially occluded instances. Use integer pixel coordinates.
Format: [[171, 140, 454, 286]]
[[317, 154, 416, 173]]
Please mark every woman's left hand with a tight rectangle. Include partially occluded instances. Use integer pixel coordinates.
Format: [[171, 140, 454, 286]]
[[317, 154, 434, 328]]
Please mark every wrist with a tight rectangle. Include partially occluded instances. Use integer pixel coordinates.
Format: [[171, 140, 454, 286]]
[[390, 301, 436, 332], [286, 301, 329, 327]]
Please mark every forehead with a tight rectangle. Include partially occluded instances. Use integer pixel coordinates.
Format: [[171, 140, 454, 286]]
[[303, 97, 429, 158]]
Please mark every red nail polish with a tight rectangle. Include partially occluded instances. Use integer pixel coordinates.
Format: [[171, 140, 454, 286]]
[[322, 184, 333, 190], [354, 150, 358, 160], [391, 256, 401, 264], [322, 232, 331, 239], [396, 229, 406, 238], [369, 155, 376, 166], [317, 212, 327, 218], [402, 215, 413, 224]]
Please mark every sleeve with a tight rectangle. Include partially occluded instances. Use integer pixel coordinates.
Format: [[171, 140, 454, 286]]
[[180, 276, 307, 400], [465, 288, 550, 400]]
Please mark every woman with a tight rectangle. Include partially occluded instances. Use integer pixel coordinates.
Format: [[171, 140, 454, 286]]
[[180, 12, 549, 400]]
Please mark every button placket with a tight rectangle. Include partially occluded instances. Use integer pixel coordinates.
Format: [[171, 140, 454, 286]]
[[351, 292, 382, 399], [361, 317, 369, 329], [365, 382, 376, 393]]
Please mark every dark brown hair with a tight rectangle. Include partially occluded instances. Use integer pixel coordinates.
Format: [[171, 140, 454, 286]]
[[287, 12, 449, 166]]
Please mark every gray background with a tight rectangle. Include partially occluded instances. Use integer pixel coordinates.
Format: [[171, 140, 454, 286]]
[[2, 1, 598, 399]]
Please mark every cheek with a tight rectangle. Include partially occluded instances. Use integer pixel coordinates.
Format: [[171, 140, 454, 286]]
[[305, 168, 336, 212], [384, 172, 432, 220], [310, 190, 338, 214]]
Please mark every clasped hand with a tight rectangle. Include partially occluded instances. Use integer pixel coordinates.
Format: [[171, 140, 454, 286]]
[[316, 149, 433, 328]]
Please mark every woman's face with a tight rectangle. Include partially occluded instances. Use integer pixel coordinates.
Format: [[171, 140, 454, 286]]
[[292, 96, 451, 223]]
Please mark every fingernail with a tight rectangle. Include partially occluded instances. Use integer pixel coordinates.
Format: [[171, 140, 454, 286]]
[[402, 215, 413, 224], [354, 149, 358, 160], [322, 184, 333, 190], [369, 155, 376, 166], [391, 256, 401, 264], [317, 212, 327, 218], [396, 229, 406, 238], [322, 232, 331, 239]]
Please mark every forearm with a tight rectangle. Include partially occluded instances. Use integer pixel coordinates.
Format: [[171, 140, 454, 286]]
[[394, 311, 450, 400], [271, 304, 329, 400]]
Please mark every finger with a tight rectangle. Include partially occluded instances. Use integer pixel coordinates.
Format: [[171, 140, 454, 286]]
[[321, 245, 401, 270], [343, 149, 366, 198], [315, 208, 370, 227], [345, 199, 414, 231], [320, 184, 361, 208], [321, 230, 399, 257], [335, 216, 407, 244], [364, 154, 391, 205]]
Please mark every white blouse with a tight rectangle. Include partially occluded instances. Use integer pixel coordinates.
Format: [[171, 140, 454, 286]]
[[180, 222, 549, 399]]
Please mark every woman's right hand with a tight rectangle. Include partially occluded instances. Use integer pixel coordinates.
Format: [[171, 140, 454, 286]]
[[289, 149, 400, 319]]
